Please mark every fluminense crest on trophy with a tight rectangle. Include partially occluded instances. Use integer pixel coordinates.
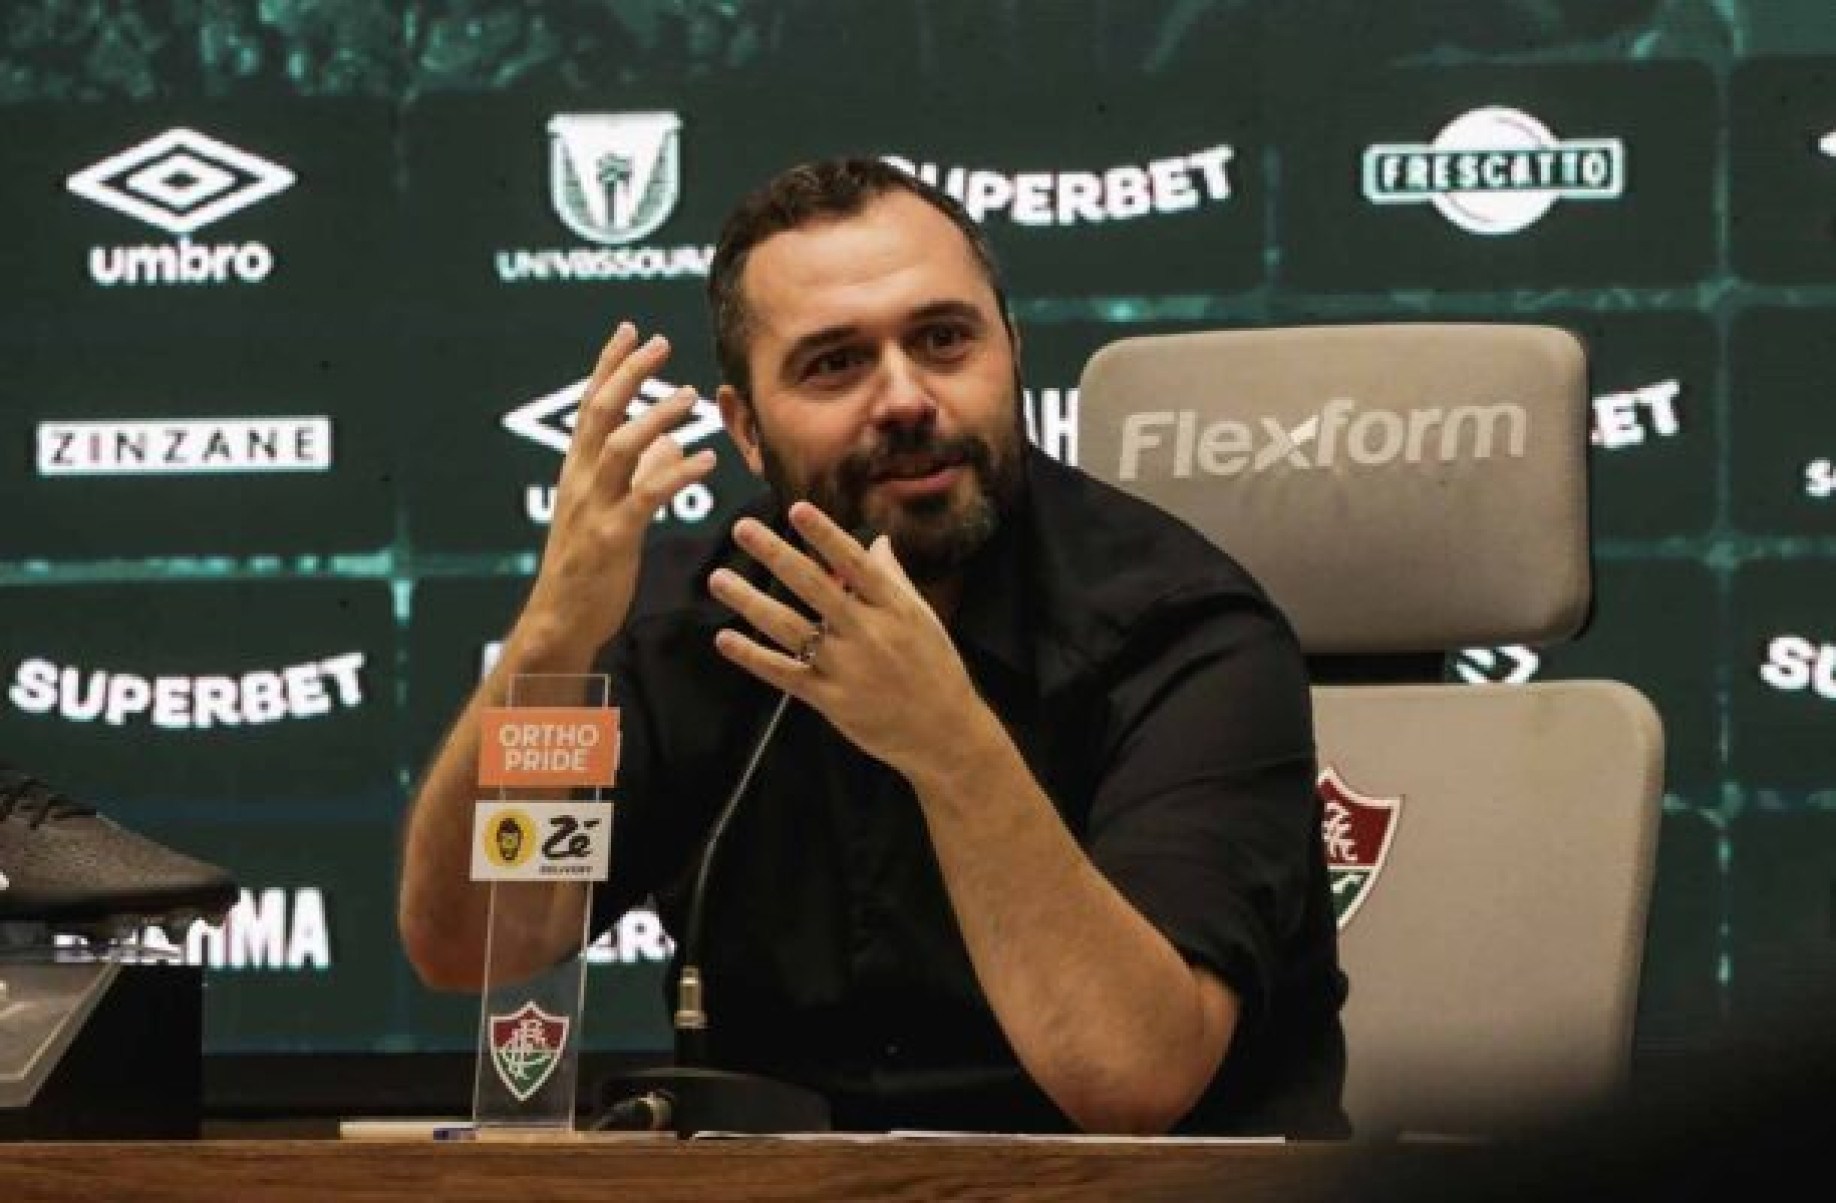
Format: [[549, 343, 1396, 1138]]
[[547, 113, 683, 246], [1316, 766, 1402, 930], [488, 1000, 571, 1102]]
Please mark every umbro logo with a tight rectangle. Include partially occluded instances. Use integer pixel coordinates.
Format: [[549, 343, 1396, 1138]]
[[67, 128, 295, 236], [1453, 645, 1541, 685], [502, 377, 723, 456], [507, 377, 726, 527], [67, 128, 294, 287]]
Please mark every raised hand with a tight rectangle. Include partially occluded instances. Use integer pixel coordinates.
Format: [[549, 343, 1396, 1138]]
[[707, 501, 984, 778], [518, 322, 717, 664]]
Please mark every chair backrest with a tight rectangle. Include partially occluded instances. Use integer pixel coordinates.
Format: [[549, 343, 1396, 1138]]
[[1079, 323, 1592, 653], [1314, 681, 1663, 1135], [1077, 323, 1666, 1136]]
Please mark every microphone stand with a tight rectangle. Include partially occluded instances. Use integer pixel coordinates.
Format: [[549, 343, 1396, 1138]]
[[590, 689, 832, 1137]]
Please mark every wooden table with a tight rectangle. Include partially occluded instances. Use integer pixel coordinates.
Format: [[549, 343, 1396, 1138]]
[[0, 1136, 1441, 1202]]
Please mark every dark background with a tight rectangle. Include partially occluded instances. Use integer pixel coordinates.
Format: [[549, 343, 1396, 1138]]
[[2, 0, 1833, 1115]]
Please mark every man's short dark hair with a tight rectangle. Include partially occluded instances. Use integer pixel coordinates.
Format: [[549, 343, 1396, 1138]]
[[707, 157, 1011, 400]]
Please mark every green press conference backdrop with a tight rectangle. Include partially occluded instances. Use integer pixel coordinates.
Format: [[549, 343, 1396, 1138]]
[[2, 0, 1834, 1097]]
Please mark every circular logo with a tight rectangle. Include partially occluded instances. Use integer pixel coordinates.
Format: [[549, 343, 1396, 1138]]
[[483, 809, 537, 869], [1429, 107, 1561, 236]]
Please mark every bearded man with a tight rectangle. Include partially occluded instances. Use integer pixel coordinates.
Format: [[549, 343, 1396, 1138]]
[[399, 158, 1346, 1137]]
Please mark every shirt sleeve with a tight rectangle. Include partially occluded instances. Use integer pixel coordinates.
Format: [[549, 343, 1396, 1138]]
[[1082, 590, 1320, 1024]]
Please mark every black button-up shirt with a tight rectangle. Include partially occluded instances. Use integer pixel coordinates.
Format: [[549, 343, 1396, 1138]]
[[592, 448, 1348, 1135]]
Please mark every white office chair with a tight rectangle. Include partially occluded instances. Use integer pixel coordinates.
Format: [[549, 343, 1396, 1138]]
[[1078, 323, 1664, 1137]]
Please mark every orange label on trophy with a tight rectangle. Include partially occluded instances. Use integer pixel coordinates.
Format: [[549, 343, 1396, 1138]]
[[478, 706, 619, 788]]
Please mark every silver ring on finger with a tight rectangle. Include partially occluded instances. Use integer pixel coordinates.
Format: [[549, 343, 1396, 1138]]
[[796, 622, 827, 667]]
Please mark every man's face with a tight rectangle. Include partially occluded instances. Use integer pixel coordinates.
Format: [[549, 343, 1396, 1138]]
[[496, 822, 522, 861], [716, 191, 1025, 583]]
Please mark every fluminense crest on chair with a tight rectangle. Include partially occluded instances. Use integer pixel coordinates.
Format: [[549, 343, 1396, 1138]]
[[1317, 766, 1402, 931]]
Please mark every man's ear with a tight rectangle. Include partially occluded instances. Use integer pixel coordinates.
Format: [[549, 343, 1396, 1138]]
[[716, 383, 765, 476]]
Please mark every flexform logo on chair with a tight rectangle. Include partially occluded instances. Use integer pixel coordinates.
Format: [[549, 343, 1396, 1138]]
[[1115, 398, 1530, 481]]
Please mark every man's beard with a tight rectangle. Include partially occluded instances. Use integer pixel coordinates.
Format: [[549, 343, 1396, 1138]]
[[757, 411, 1024, 584]]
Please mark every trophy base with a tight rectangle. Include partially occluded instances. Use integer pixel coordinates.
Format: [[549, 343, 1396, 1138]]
[[591, 1066, 832, 1137]]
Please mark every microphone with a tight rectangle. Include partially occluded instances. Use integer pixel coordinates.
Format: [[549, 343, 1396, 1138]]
[[589, 685, 827, 1136], [591, 525, 865, 1137], [671, 683, 795, 1068]]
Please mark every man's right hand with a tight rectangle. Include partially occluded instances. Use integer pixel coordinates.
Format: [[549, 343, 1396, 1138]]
[[514, 322, 718, 666], [397, 322, 716, 991]]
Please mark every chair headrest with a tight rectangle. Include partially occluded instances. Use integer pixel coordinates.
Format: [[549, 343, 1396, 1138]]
[[1078, 323, 1591, 655]]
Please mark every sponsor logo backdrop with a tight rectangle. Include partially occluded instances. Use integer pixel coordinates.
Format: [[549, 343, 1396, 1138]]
[[1, 2, 1831, 1069]]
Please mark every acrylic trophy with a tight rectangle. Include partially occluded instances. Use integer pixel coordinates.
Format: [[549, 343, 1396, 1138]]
[[469, 674, 617, 1135]]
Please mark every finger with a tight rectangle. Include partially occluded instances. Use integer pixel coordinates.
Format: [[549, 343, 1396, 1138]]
[[708, 567, 821, 656], [564, 323, 640, 467], [787, 501, 887, 606], [575, 332, 674, 462], [624, 442, 717, 519], [621, 421, 684, 498], [713, 628, 818, 700], [583, 321, 639, 401], [597, 387, 699, 497], [866, 533, 924, 597], [732, 517, 852, 623]]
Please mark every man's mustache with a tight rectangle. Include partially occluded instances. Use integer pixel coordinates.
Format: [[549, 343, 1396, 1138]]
[[833, 430, 994, 496]]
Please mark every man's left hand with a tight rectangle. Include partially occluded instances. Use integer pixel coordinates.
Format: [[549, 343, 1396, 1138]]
[[708, 501, 985, 778]]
